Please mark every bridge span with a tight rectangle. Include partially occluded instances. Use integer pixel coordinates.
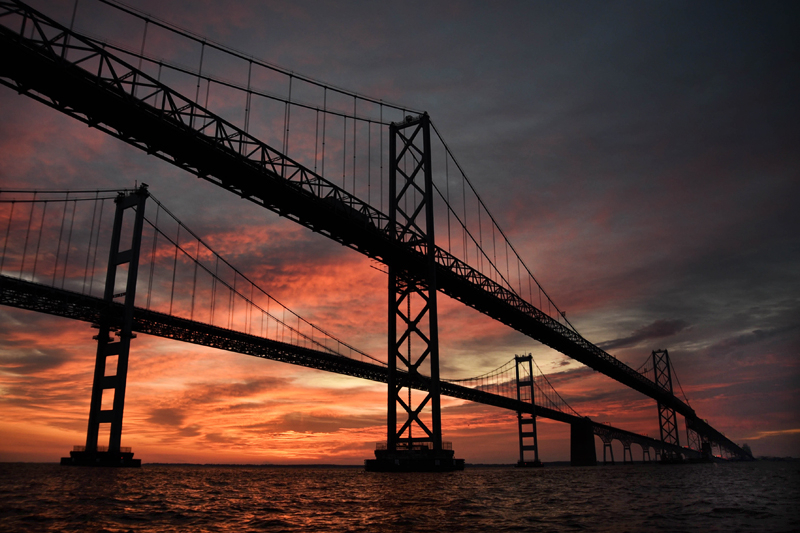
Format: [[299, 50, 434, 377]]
[[0, 0, 751, 467], [0, 273, 698, 464]]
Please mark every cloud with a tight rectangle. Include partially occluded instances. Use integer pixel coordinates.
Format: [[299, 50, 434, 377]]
[[147, 408, 187, 427], [598, 319, 690, 351], [748, 428, 800, 440], [704, 325, 799, 359]]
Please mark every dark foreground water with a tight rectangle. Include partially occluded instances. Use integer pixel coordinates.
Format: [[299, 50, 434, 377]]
[[0, 461, 798, 532]]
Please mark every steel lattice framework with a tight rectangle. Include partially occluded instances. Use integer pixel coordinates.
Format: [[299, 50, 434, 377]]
[[653, 349, 680, 458], [387, 114, 443, 452]]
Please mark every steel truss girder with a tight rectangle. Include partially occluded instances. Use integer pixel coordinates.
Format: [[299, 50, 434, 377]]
[[0, 275, 704, 460], [0, 0, 693, 420]]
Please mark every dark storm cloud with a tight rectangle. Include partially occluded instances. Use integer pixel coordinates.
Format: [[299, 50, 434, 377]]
[[598, 319, 690, 351], [0, 312, 77, 374], [0, 350, 71, 375], [704, 324, 799, 361]]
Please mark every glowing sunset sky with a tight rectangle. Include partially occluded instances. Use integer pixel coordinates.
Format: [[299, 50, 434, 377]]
[[0, 0, 798, 464]]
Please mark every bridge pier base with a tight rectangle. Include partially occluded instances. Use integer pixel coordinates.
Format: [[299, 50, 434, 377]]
[[365, 442, 464, 472], [570, 419, 597, 466]]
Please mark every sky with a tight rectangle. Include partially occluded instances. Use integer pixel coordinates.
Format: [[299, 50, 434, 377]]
[[0, 0, 798, 464]]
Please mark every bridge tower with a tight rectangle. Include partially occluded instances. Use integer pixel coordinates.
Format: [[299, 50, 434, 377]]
[[61, 185, 148, 467], [652, 349, 681, 462], [365, 113, 463, 471], [514, 354, 542, 467]]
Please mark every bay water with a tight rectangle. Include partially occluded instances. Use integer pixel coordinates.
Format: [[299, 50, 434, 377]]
[[0, 460, 797, 532]]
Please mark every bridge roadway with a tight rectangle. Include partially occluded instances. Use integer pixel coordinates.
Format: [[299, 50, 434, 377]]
[[0, 0, 742, 457], [0, 275, 698, 460]]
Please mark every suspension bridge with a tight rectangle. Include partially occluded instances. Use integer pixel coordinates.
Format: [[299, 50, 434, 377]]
[[0, 0, 751, 469]]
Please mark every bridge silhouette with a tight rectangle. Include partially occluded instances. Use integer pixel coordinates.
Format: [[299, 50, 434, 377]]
[[0, 0, 750, 469]]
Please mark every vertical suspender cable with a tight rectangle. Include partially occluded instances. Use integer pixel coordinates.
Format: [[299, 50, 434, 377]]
[[445, 152, 451, 253], [342, 115, 347, 189], [283, 74, 293, 172], [461, 173, 467, 261], [244, 60, 252, 136], [19, 192, 35, 279], [380, 103, 384, 214], [321, 88, 327, 179], [53, 195, 69, 286], [314, 108, 319, 174], [63, 0, 79, 58], [193, 41, 205, 127], [82, 192, 98, 293], [492, 225, 497, 282], [229, 272, 236, 329], [352, 96, 357, 193], [61, 199, 77, 289], [266, 299, 273, 340], [88, 199, 105, 295], [190, 237, 199, 321], [505, 241, 510, 293], [134, 19, 148, 97], [0, 200, 15, 273], [528, 276, 533, 306], [210, 255, 218, 325], [69, 0, 79, 33], [146, 204, 160, 310], [477, 205, 483, 272], [249, 284, 255, 335], [31, 199, 47, 279], [168, 224, 179, 316]]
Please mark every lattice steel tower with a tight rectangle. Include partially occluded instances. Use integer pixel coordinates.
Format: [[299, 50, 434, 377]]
[[653, 349, 680, 461], [366, 113, 463, 471]]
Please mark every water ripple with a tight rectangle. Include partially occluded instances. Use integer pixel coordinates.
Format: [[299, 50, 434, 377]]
[[0, 462, 797, 532]]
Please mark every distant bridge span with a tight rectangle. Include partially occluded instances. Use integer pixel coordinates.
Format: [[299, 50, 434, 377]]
[[0, 274, 697, 461]]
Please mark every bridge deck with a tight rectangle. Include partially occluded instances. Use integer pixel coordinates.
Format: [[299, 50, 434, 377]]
[[0, 0, 746, 459], [0, 274, 697, 458], [0, 3, 692, 419]]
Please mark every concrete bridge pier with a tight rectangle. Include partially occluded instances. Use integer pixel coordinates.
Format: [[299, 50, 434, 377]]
[[570, 419, 597, 466]]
